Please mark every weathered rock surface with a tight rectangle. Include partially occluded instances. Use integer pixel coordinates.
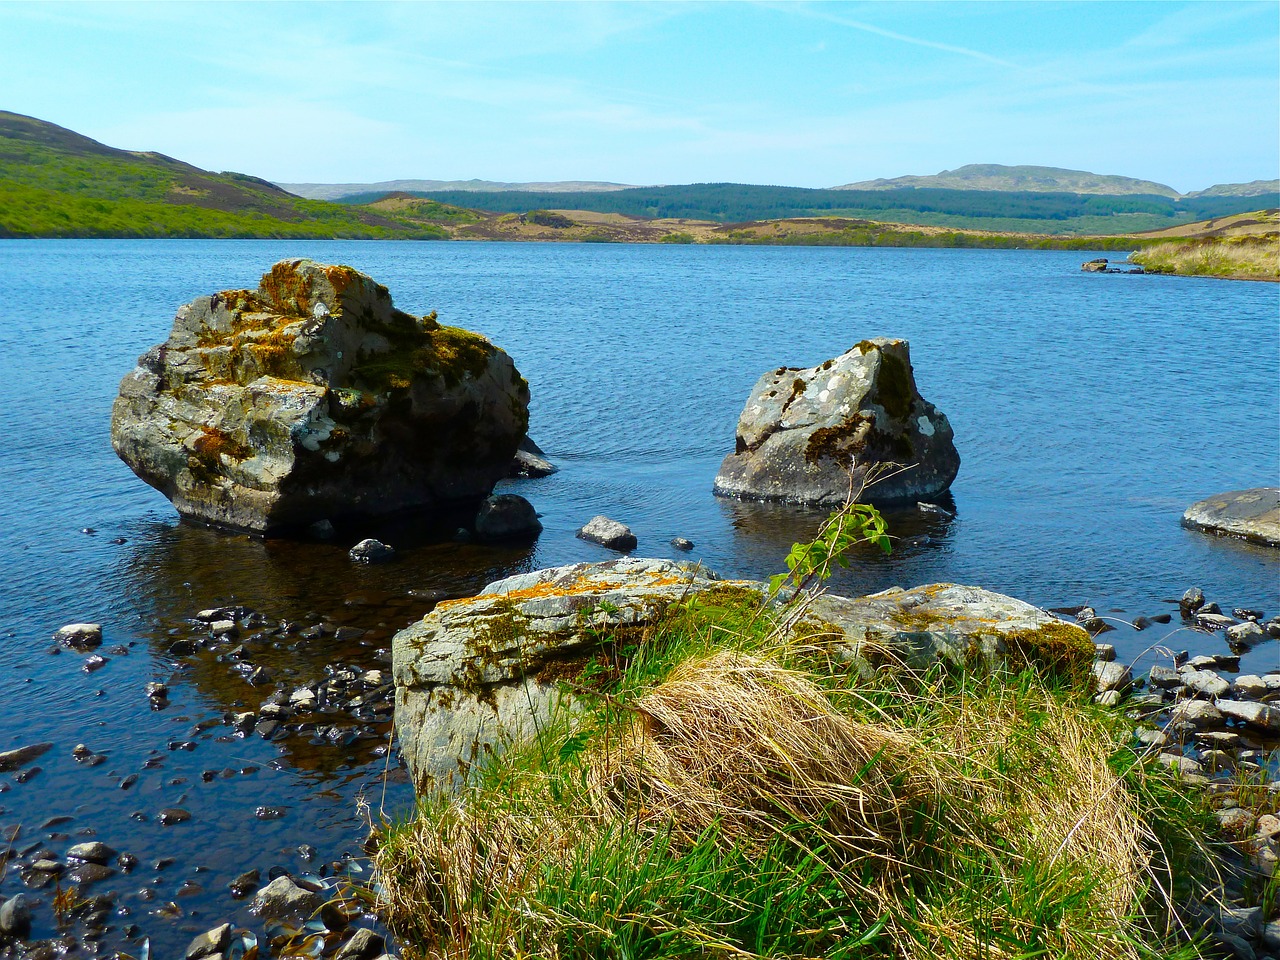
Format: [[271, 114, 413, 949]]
[[111, 259, 529, 533], [393, 558, 719, 785], [391, 559, 1090, 789], [509, 436, 557, 479], [1182, 488, 1280, 547], [713, 338, 959, 505], [796, 583, 1093, 675], [577, 516, 637, 551]]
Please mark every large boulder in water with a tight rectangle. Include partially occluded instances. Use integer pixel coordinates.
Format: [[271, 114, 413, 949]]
[[111, 259, 529, 533], [713, 338, 959, 505]]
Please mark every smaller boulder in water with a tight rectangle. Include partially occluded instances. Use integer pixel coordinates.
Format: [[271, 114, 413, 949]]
[[577, 516, 637, 551], [349, 539, 395, 564], [475, 494, 542, 541], [714, 338, 959, 506]]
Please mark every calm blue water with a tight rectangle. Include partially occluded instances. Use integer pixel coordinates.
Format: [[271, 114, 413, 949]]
[[0, 240, 1276, 954]]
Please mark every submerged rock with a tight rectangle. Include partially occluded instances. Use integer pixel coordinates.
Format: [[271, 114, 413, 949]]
[[391, 559, 1090, 790], [713, 338, 959, 506], [1182, 488, 1280, 547], [111, 259, 529, 533], [474, 494, 542, 541]]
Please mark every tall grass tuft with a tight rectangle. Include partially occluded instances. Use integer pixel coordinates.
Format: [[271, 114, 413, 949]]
[[1130, 235, 1279, 279], [373, 596, 1214, 960]]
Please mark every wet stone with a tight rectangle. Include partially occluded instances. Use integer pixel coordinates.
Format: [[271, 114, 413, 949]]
[[1180, 588, 1205, 615], [1181, 670, 1231, 699], [0, 743, 52, 772], [1227, 621, 1265, 645], [157, 808, 191, 826], [251, 875, 325, 920], [67, 841, 116, 864], [186, 921, 232, 960], [334, 927, 386, 960], [54, 623, 102, 650], [229, 868, 260, 899], [349, 539, 396, 564], [0, 894, 32, 938], [66, 862, 115, 886]]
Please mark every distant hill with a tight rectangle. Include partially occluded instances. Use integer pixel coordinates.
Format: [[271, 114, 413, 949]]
[[1185, 180, 1280, 199], [374, 182, 1269, 236], [279, 178, 642, 201], [0, 111, 444, 239], [833, 164, 1181, 198]]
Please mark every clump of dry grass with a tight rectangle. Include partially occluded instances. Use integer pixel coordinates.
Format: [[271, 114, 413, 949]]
[[374, 621, 1211, 960], [1131, 236, 1280, 279]]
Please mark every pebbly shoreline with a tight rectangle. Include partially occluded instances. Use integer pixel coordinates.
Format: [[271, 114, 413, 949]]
[[0, 568, 1276, 960]]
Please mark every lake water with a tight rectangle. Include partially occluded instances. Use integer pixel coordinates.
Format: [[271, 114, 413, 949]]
[[0, 239, 1277, 956]]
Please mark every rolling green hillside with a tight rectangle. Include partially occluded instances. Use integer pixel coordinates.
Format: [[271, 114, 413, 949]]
[[349, 182, 1274, 236], [0, 112, 445, 239]]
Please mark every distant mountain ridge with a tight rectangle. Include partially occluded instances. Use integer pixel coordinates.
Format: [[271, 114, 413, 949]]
[[286, 165, 1276, 205], [835, 165, 1278, 201], [279, 178, 643, 201], [1186, 179, 1280, 199], [834, 164, 1184, 197]]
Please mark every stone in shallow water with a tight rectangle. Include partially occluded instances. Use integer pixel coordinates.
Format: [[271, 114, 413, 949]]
[[349, 539, 395, 564], [1182, 488, 1280, 547], [54, 623, 102, 650], [474, 494, 542, 541], [576, 516, 637, 551], [713, 337, 959, 506]]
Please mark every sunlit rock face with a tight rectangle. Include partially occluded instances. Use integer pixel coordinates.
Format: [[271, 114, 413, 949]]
[[714, 338, 959, 505], [111, 259, 529, 533]]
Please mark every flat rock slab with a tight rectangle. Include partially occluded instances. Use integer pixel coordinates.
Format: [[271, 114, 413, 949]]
[[1183, 488, 1280, 547], [798, 583, 1093, 675], [391, 560, 1091, 790]]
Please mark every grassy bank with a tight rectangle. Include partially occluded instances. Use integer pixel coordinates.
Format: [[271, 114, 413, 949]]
[[372, 582, 1222, 960], [1130, 234, 1280, 280]]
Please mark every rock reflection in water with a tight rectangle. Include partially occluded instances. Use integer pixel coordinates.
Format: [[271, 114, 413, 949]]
[[113, 515, 544, 774], [718, 494, 958, 597]]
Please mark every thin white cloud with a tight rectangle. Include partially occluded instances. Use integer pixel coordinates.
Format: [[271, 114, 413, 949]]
[[774, 2, 1023, 69]]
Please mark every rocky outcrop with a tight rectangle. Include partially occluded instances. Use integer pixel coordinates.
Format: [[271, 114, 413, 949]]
[[713, 338, 959, 505], [1182, 488, 1280, 547], [111, 259, 529, 533], [391, 559, 1090, 790], [392, 558, 723, 785]]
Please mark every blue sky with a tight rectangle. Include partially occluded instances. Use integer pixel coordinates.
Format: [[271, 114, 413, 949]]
[[3, 1, 1276, 192]]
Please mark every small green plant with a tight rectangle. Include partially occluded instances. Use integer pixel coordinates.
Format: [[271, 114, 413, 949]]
[[769, 498, 891, 599]]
